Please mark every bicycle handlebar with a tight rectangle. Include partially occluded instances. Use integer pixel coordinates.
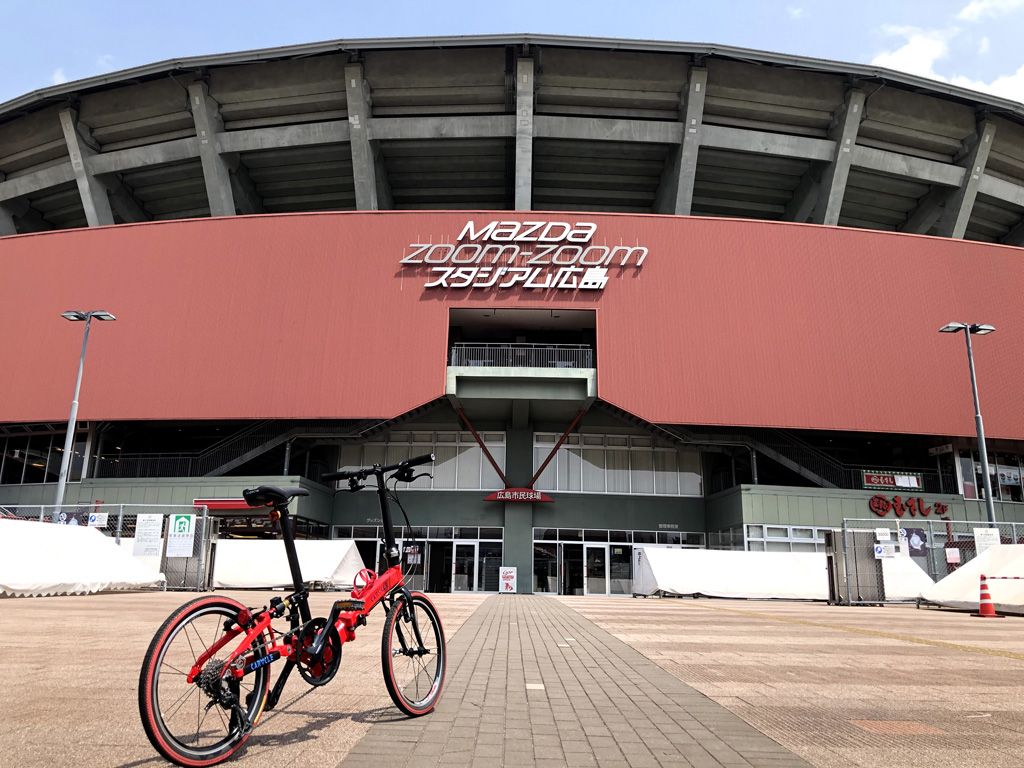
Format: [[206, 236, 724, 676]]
[[320, 452, 435, 483]]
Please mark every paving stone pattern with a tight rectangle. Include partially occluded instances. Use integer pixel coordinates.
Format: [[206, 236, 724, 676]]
[[340, 595, 809, 768]]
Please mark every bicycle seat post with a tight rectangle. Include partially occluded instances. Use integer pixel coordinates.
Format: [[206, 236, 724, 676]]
[[275, 502, 311, 623]]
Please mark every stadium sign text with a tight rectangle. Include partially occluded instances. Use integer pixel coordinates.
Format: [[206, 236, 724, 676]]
[[401, 220, 647, 291]]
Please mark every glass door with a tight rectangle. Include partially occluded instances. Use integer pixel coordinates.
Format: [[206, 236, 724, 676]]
[[453, 542, 477, 592], [584, 544, 608, 595]]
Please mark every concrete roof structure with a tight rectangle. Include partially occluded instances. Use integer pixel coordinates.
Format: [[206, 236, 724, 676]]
[[2, 33, 1024, 243]]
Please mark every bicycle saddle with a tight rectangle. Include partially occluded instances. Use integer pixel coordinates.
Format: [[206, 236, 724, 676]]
[[242, 486, 310, 507]]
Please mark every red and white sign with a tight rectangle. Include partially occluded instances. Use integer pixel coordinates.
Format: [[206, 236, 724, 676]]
[[193, 498, 248, 511], [862, 472, 923, 490], [484, 488, 553, 502], [500, 567, 517, 593]]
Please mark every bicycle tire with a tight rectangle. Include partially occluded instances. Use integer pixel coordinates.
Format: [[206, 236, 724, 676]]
[[138, 596, 270, 767], [381, 591, 446, 716]]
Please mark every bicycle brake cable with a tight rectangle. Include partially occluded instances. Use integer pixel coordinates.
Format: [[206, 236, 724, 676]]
[[387, 476, 421, 588]]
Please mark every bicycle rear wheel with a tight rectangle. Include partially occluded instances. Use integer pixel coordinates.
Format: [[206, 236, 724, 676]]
[[138, 596, 270, 767], [381, 591, 446, 716]]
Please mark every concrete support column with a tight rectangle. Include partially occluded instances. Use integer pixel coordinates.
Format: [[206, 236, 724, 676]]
[[673, 68, 707, 215], [504, 501, 534, 594], [812, 89, 865, 226], [514, 58, 535, 210], [0, 202, 17, 236], [345, 64, 379, 211], [935, 120, 997, 239], [188, 82, 236, 217], [59, 109, 115, 227]]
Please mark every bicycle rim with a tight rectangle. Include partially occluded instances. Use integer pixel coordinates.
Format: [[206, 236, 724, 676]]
[[382, 594, 446, 715], [142, 601, 268, 765]]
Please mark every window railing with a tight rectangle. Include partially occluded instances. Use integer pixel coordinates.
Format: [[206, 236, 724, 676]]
[[449, 343, 593, 369]]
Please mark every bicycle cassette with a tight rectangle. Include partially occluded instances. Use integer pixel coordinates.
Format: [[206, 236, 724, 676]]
[[296, 618, 342, 686]]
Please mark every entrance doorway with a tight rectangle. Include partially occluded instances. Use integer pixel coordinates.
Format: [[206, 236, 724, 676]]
[[561, 544, 584, 596], [454, 542, 477, 591], [427, 542, 453, 592], [584, 544, 608, 595]]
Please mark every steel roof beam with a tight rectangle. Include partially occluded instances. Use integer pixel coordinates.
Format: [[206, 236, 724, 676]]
[[935, 120, 997, 239], [811, 90, 865, 226]]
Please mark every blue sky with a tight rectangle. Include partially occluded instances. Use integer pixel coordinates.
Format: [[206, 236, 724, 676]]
[[2, 0, 1024, 105]]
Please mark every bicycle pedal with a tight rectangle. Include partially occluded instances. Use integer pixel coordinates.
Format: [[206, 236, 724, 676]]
[[333, 599, 365, 612]]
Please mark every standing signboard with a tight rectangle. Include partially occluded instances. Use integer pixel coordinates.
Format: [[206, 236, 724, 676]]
[[134, 514, 164, 557], [500, 567, 517, 593], [166, 514, 196, 558]]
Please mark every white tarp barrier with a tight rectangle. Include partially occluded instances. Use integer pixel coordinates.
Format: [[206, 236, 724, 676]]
[[213, 539, 365, 589], [0, 519, 165, 597], [633, 547, 828, 600], [922, 544, 1024, 612], [881, 556, 934, 601]]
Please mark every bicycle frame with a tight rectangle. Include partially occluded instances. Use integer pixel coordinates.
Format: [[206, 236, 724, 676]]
[[191, 463, 425, 709]]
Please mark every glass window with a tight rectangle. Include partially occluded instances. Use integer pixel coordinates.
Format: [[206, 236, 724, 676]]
[[792, 542, 817, 553], [334, 526, 352, 538], [607, 436, 628, 447], [533, 527, 557, 541], [630, 450, 654, 495], [630, 437, 652, 448], [658, 531, 682, 545], [747, 525, 764, 539], [481, 446, 505, 489], [479, 528, 503, 540], [455, 527, 478, 539], [765, 540, 791, 552], [534, 446, 556, 491], [386, 443, 409, 468], [432, 445, 458, 489], [559, 528, 582, 541], [582, 449, 605, 492], [766, 527, 789, 539], [21, 434, 49, 484], [584, 530, 608, 542], [682, 532, 706, 547], [654, 451, 678, 495], [456, 444, 481, 489], [2, 435, 27, 484], [429, 527, 453, 539], [679, 452, 702, 496], [352, 526, 377, 539], [792, 528, 814, 539], [364, 444, 387, 468], [609, 530, 631, 542], [633, 530, 656, 544], [583, 435, 603, 446], [996, 455, 1022, 503], [748, 540, 765, 551], [606, 450, 629, 493]]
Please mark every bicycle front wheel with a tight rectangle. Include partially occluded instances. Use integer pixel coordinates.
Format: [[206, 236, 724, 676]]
[[138, 596, 270, 767], [381, 592, 446, 716]]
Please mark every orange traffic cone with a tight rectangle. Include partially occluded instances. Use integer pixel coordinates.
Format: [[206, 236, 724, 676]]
[[972, 574, 1005, 618]]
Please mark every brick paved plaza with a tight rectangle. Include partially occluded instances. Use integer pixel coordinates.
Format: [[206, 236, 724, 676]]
[[2, 592, 1023, 768]]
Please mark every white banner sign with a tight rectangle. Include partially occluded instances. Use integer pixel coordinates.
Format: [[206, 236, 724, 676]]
[[401, 220, 647, 292], [974, 528, 1001, 556], [500, 567, 517, 593], [133, 514, 164, 557], [875, 528, 891, 541], [87, 512, 108, 527], [166, 514, 196, 558], [946, 548, 961, 564]]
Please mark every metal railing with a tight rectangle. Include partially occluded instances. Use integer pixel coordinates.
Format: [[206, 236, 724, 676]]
[[449, 343, 594, 369]]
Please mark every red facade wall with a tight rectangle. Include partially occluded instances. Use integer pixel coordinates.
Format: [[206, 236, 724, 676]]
[[1, 211, 1022, 438]]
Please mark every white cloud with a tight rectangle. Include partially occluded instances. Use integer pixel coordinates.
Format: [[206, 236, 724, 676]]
[[871, 26, 957, 80], [951, 64, 1024, 104], [786, 6, 804, 19], [50, 68, 68, 85], [957, 0, 1024, 22], [95, 54, 114, 71], [978, 36, 991, 54]]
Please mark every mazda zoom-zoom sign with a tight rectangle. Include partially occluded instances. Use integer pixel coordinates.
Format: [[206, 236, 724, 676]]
[[401, 220, 647, 291]]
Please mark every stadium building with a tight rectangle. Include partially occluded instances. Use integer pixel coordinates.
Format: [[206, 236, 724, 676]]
[[1, 34, 1023, 595]]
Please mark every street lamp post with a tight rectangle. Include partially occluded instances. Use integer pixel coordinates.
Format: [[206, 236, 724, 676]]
[[54, 310, 116, 509], [940, 321, 997, 526]]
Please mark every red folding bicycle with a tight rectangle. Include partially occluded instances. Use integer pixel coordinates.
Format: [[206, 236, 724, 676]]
[[137, 453, 445, 767]]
